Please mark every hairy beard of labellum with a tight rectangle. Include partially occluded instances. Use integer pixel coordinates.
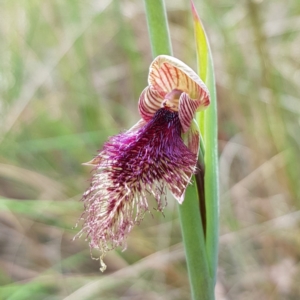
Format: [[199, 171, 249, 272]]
[[79, 108, 197, 260]]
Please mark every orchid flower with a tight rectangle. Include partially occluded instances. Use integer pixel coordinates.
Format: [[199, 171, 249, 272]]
[[77, 55, 210, 270]]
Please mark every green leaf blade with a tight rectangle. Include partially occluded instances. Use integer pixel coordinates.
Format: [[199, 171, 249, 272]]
[[192, 0, 219, 284]]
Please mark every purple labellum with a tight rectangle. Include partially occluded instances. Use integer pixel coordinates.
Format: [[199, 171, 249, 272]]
[[78, 108, 197, 269]]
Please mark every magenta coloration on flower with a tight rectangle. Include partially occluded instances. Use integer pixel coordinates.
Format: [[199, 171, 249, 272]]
[[76, 55, 210, 271], [80, 108, 197, 262]]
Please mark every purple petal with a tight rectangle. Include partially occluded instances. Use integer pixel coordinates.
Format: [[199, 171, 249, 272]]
[[79, 108, 197, 256]]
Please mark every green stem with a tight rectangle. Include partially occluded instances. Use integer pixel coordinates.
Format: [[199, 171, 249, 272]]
[[178, 183, 213, 300], [144, 0, 214, 299], [143, 0, 172, 57]]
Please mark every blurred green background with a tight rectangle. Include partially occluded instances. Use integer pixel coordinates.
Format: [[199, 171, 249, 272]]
[[1, 0, 300, 299]]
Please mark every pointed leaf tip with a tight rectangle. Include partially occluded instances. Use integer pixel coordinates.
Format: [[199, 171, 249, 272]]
[[191, 0, 209, 84], [190, 0, 199, 21]]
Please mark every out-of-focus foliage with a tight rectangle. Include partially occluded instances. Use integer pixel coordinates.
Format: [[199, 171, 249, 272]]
[[0, 0, 300, 299]]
